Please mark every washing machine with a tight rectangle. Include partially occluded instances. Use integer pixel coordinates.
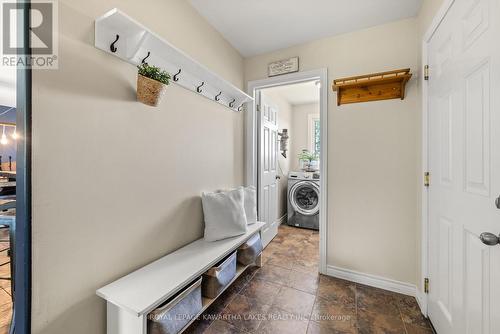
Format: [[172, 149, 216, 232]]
[[287, 171, 320, 230]]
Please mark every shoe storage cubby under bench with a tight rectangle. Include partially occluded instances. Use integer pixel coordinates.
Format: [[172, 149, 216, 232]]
[[96, 221, 265, 334]]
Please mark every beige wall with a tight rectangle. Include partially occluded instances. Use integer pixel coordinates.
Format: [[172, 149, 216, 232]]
[[245, 18, 420, 284], [31, 2, 449, 332], [263, 89, 293, 219], [32, 1, 244, 333], [291, 103, 320, 171]]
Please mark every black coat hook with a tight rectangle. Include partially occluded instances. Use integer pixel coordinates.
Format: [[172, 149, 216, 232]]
[[173, 69, 181, 82], [196, 82, 205, 93], [229, 99, 236, 108], [141, 51, 150, 64], [215, 92, 222, 101], [110, 34, 120, 53], [238, 104, 244, 112]]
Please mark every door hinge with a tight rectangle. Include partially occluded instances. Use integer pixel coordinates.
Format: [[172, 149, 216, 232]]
[[424, 65, 430, 81], [256, 104, 261, 112], [424, 172, 430, 187], [424, 277, 430, 294]]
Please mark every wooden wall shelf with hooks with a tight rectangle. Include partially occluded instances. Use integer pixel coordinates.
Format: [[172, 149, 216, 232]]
[[332, 69, 412, 106]]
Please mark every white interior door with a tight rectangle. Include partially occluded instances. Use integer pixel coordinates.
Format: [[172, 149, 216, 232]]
[[257, 91, 279, 247], [428, 0, 500, 333]]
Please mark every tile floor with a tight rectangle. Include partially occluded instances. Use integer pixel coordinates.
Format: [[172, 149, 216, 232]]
[[186, 224, 434, 334], [0, 229, 12, 334]]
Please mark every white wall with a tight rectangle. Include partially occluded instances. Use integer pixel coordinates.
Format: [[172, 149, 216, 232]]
[[31, 1, 244, 333], [263, 89, 292, 219], [245, 18, 419, 285], [291, 103, 320, 171]]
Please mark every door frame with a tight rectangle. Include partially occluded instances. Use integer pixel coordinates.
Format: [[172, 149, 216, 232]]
[[9, 2, 33, 333], [246, 68, 328, 274], [420, 0, 456, 317]]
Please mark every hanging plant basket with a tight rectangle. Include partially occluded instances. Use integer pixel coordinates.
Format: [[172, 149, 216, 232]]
[[136, 63, 171, 107], [137, 74, 168, 106]]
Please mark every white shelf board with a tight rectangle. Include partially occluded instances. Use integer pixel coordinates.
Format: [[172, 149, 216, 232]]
[[95, 8, 253, 111], [96, 222, 265, 317]]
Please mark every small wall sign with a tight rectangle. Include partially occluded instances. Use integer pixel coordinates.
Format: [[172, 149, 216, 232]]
[[268, 57, 299, 77]]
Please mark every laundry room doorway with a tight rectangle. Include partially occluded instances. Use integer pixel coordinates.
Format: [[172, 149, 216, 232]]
[[246, 69, 328, 274]]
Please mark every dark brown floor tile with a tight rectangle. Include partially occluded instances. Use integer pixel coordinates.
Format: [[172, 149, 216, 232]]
[[292, 261, 319, 275], [405, 323, 435, 334], [238, 265, 260, 284], [357, 309, 405, 334], [394, 293, 419, 310], [287, 270, 319, 295], [272, 286, 315, 317], [223, 266, 257, 297], [263, 243, 281, 254], [356, 284, 400, 317], [267, 253, 295, 270], [311, 296, 356, 323], [309, 232, 319, 239], [295, 249, 319, 267], [222, 294, 270, 332], [257, 306, 309, 334], [183, 317, 212, 334], [307, 320, 357, 334], [271, 235, 286, 244], [267, 246, 292, 258], [207, 286, 239, 315], [253, 264, 291, 285], [401, 312, 432, 329], [240, 278, 281, 305], [295, 248, 319, 261], [317, 276, 355, 306], [187, 290, 244, 334], [310, 296, 357, 333], [262, 247, 275, 260], [396, 295, 431, 328], [294, 256, 318, 266], [204, 320, 243, 334]]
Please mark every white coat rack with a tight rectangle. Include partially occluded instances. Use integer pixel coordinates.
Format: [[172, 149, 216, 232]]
[[94, 8, 253, 111]]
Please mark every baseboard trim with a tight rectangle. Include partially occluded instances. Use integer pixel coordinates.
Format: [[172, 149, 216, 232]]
[[326, 265, 416, 297], [415, 288, 427, 316]]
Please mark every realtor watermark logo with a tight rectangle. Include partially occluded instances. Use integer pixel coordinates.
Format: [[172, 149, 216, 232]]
[[1, 0, 58, 69]]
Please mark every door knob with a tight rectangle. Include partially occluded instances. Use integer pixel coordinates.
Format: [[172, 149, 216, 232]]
[[480, 232, 500, 246]]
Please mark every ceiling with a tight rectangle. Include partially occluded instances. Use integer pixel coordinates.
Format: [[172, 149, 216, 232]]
[[189, 0, 423, 57], [264, 81, 319, 106]]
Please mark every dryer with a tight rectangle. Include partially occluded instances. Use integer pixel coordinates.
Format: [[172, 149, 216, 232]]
[[287, 171, 320, 230]]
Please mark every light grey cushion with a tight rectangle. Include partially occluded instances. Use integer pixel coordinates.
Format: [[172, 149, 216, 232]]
[[242, 186, 257, 225], [202, 188, 248, 242]]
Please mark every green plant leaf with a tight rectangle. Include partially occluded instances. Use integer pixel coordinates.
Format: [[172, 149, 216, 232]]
[[137, 63, 171, 85], [297, 150, 319, 162]]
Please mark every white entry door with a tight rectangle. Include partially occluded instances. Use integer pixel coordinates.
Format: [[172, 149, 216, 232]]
[[257, 91, 279, 247], [427, 0, 500, 333]]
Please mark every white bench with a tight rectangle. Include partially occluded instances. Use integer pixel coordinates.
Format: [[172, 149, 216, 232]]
[[96, 222, 265, 334]]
